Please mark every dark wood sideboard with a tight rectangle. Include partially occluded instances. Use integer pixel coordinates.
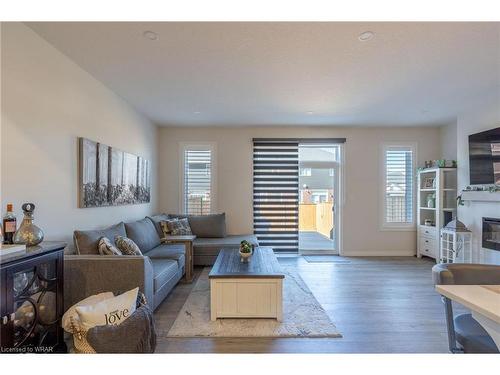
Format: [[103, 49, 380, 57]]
[[1, 242, 66, 353]]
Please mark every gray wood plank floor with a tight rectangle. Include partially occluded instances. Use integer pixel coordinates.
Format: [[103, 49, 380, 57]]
[[154, 256, 464, 353]]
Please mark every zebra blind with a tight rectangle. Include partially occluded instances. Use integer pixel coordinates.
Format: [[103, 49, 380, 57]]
[[384, 146, 414, 224], [184, 149, 212, 215], [253, 140, 299, 252]]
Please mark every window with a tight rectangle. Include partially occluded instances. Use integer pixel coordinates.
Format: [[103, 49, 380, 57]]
[[180, 143, 216, 215], [300, 168, 312, 176], [381, 143, 416, 229], [329, 168, 334, 177]]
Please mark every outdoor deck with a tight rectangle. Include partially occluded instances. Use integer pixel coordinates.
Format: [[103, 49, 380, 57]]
[[299, 231, 335, 252]]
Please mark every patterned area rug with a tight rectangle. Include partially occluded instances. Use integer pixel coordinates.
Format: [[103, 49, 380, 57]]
[[166, 267, 341, 338]]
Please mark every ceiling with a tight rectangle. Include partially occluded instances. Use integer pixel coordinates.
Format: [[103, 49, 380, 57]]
[[27, 22, 500, 127]]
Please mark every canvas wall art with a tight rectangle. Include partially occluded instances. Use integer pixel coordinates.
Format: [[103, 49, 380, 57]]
[[78, 137, 151, 208]]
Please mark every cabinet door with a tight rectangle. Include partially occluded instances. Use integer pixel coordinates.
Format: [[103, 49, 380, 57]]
[[6, 254, 59, 349], [0, 268, 10, 348]]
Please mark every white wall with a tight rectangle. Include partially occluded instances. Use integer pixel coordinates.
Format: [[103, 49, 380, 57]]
[[456, 89, 500, 265], [1, 23, 158, 249], [440, 122, 458, 161], [158, 126, 441, 256]]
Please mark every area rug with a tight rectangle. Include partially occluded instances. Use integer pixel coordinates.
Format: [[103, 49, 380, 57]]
[[166, 267, 341, 338]]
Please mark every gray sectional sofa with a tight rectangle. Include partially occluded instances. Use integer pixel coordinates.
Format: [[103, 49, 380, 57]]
[[64, 213, 258, 311], [150, 213, 259, 266]]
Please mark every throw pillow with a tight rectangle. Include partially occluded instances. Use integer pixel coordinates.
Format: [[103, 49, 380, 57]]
[[62, 292, 115, 333], [159, 220, 171, 238], [167, 218, 192, 235], [76, 287, 139, 330], [115, 236, 143, 256], [98, 236, 122, 256]]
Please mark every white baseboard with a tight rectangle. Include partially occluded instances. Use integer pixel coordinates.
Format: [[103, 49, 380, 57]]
[[341, 250, 416, 257]]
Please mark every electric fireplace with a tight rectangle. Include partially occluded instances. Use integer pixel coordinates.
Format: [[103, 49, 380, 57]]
[[482, 217, 500, 251]]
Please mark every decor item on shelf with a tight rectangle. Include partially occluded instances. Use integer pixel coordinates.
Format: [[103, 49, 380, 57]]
[[239, 240, 253, 262], [440, 219, 472, 264], [423, 177, 435, 189], [421, 160, 457, 170], [13, 203, 44, 246], [2, 203, 17, 244], [424, 219, 434, 227], [427, 193, 436, 208], [78, 137, 151, 208]]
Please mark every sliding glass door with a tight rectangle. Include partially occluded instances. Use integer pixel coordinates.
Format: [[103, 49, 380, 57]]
[[253, 139, 343, 254], [298, 144, 340, 254]]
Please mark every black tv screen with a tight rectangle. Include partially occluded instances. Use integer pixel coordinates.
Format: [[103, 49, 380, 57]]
[[468, 126, 500, 185]]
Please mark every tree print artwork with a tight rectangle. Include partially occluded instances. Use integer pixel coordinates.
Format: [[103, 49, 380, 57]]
[[78, 137, 151, 207]]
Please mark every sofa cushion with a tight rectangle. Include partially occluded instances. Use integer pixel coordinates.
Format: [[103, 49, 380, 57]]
[[169, 213, 226, 238], [74, 222, 127, 255], [125, 218, 161, 253], [146, 244, 186, 269], [150, 259, 179, 292], [190, 213, 227, 238], [193, 234, 259, 256], [146, 214, 170, 238]]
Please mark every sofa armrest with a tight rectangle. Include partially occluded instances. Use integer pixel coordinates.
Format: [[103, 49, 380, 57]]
[[63, 255, 154, 311]]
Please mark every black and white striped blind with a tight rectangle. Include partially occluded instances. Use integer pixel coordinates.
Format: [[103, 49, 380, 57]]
[[253, 140, 299, 252]]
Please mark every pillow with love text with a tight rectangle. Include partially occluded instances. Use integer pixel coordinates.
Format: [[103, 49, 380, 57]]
[[75, 287, 139, 330]]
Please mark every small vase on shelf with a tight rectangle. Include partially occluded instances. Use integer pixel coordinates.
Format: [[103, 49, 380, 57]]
[[427, 194, 436, 208], [13, 203, 44, 246]]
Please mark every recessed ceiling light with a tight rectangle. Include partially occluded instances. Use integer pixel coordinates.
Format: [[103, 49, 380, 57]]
[[358, 31, 374, 42], [194, 111, 201, 115], [307, 111, 314, 115], [143, 31, 159, 41]]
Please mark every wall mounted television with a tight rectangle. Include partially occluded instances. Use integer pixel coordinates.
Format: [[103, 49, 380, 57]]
[[468, 126, 500, 185]]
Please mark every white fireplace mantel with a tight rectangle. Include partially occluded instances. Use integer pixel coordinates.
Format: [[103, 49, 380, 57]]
[[461, 191, 500, 202]]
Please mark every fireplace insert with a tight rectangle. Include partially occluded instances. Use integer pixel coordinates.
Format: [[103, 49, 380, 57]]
[[482, 217, 500, 251]]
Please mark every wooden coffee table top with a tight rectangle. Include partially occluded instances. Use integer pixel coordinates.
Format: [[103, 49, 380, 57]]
[[209, 247, 285, 279]]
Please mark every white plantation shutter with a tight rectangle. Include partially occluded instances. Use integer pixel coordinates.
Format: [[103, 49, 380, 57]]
[[184, 149, 212, 215], [384, 146, 414, 225]]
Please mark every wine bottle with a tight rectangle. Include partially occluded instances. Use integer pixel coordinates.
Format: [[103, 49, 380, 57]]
[[3, 204, 17, 244]]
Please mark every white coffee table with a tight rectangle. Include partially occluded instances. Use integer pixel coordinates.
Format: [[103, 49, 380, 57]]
[[209, 247, 285, 321]]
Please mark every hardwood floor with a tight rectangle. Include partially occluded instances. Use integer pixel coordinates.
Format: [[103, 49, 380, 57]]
[[154, 256, 463, 353]]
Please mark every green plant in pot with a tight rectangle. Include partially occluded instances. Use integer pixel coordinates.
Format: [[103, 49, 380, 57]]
[[239, 240, 253, 262]]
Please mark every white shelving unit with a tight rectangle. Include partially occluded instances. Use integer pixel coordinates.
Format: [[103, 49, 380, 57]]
[[416, 167, 457, 261]]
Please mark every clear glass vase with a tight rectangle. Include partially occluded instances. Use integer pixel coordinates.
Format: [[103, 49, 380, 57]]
[[13, 203, 44, 246]]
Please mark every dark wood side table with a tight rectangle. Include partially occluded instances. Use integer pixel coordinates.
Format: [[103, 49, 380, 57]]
[[162, 235, 196, 283], [1, 241, 67, 353]]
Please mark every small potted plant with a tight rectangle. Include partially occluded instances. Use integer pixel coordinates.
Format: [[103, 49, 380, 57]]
[[239, 240, 253, 262]]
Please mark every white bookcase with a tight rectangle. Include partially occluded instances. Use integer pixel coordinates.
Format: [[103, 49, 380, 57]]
[[416, 167, 457, 261]]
